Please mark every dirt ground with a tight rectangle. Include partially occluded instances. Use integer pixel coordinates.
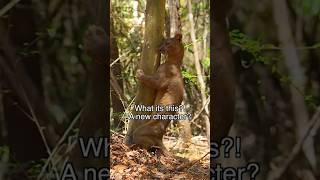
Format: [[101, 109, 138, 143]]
[[110, 133, 209, 179]]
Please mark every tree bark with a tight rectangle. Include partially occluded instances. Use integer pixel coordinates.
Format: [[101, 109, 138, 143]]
[[211, 0, 235, 143], [168, 0, 181, 36], [125, 0, 166, 143]]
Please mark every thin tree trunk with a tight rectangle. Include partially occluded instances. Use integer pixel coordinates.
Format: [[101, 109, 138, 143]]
[[168, 0, 181, 36], [202, 23, 208, 61], [272, 0, 317, 170], [0, 75, 5, 144], [187, 0, 210, 140]]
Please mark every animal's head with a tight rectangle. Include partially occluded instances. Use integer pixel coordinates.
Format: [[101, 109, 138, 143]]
[[159, 34, 184, 62]]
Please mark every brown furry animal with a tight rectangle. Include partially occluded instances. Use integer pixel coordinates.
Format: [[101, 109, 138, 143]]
[[131, 34, 185, 154]]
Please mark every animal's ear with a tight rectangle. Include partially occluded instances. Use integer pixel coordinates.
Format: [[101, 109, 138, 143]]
[[174, 33, 182, 42]]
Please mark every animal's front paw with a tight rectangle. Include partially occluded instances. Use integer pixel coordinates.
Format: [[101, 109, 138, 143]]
[[136, 69, 144, 80]]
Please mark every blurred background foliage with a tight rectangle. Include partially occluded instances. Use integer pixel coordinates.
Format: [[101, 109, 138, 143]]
[[229, 0, 320, 179], [0, 0, 320, 179]]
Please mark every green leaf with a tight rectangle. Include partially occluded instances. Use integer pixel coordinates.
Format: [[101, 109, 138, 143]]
[[201, 57, 210, 69], [47, 27, 57, 38]]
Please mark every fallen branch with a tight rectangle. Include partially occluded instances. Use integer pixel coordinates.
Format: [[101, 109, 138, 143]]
[[0, 0, 21, 17], [190, 96, 210, 124], [37, 109, 83, 180], [266, 106, 320, 180]]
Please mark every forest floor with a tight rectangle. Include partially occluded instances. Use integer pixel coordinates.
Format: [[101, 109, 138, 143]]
[[110, 133, 209, 179]]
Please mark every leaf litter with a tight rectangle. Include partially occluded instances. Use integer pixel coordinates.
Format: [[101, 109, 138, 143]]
[[110, 133, 209, 180]]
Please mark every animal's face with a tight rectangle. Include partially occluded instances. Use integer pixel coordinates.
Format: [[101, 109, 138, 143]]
[[159, 34, 184, 58]]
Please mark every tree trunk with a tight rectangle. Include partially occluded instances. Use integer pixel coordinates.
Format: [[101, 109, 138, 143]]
[[272, 0, 317, 170], [187, 0, 210, 141], [211, 0, 235, 143], [125, 0, 165, 143], [168, 0, 181, 36]]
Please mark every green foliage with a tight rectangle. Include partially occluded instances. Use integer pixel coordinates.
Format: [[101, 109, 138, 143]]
[[230, 30, 261, 54], [311, 42, 320, 49], [230, 29, 320, 108], [72, 128, 80, 134], [230, 29, 268, 65], [0, 146, 9, 157], [182, 69, 197, 85], [47, 27, 58, 38], [230, 29, 283, 69], [0, 146, 46, 179], [201, 57, 210, 69], [297, 0, 320, 16], [113, 112, 124, 120], [27, 159, 46, 179], [305, 94, 318, 110]]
